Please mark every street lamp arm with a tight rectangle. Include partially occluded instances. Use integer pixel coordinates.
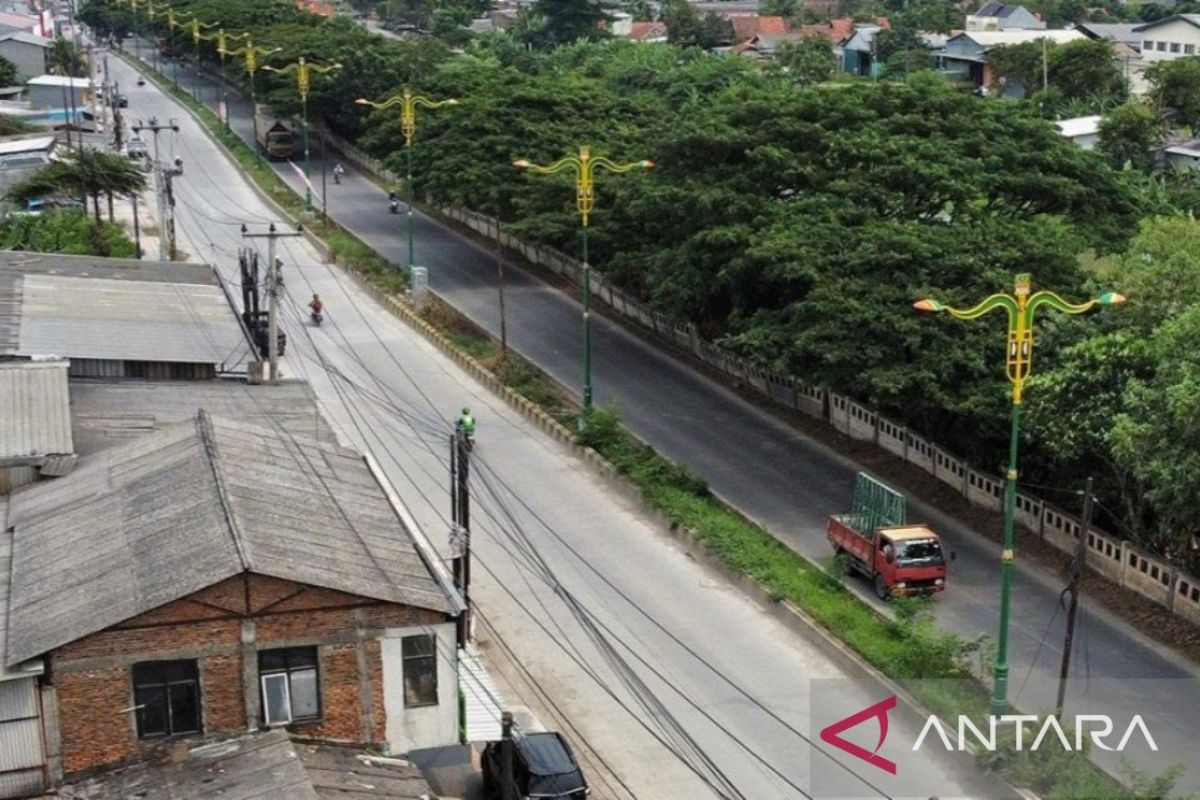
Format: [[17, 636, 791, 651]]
[[914, 293, 1018, 323], [1026, 288, 1125, 329], [356, 96, 403, 111], [589, 156, 655, 175], [308, 62, 342, 75], [412, 96, 458, 110], [513, 156, 582, 176]]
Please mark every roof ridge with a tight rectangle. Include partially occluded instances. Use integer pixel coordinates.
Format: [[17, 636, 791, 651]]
[[196, 411, 251, 571]]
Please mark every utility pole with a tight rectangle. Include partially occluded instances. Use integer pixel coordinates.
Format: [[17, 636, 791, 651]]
[[450, 431, 471, 647], [1056, 476, 1094, 718], [1042, 36, 1049, 92], [240, 223, 301, 384], [496, 220, 507, 353], [132, 116, 180, 261], [130, 192, 141, 258], [111, 81, 123, 151]]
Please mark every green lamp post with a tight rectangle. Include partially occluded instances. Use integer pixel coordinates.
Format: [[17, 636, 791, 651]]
[[355, 89, 458, 270], [513, 147, 654, 413], [914, 274, 1125, 717]]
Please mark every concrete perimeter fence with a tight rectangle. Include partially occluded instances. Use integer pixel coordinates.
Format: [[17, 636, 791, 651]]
[[319, 129, 1200, 629]]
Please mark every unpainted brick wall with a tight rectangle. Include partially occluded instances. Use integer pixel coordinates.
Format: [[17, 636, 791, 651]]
[[49, 573, 447, 775]]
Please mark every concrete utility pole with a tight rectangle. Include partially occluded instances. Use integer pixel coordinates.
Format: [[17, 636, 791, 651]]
[[131, 116, 181, 261], [450, 431, 471, 647], [1056, 476, 1094, 718], [240, 223, 301, 384]]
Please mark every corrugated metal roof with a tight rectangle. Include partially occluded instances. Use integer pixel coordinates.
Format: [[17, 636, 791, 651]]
[[17, 274, 248, 367], [0, 250, 227, 358], [58, 730, 435, 799], [5, 413, 455, 665], [69, 378, 337, 456], [0, 359, 72, 462], [0, 498, 42, 682]]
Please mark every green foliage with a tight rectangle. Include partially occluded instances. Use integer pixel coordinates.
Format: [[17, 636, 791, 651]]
[[0, 55, 16, 87], [1148, 57, 1200, 130], [47, 38, 86, 77], [530, 0, 611, 47], [79, 1, 137, 40], [989, 38, 1126, 112], [0, 210, 136, 258], [661, 0, 733, 49], [0, 114, 34, 136], [1099, 102, 1166, 172], [8, 148, 148, 222], [776, 36, 836, 85]]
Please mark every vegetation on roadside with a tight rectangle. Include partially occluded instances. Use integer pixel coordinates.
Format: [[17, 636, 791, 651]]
[[0, 209, 137, 258]]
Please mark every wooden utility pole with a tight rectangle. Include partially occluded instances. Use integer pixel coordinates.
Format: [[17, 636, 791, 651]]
[[1056, 476, 1094, 717], [240, 223, 302, 383]]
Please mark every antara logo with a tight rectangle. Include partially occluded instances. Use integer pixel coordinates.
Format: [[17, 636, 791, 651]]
[[820, 695, 1158, 775]]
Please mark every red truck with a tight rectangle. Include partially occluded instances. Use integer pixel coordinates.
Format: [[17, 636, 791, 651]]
[[827, 473, 950, 600]]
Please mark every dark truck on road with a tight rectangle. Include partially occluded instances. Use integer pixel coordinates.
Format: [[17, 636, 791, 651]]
[[827, 472, 950, 599]]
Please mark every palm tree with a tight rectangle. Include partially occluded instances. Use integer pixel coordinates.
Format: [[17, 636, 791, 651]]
[[47, 39, 85, 77], [7, 149, 147, 222]]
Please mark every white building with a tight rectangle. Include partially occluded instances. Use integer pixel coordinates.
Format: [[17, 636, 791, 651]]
[[1134, 14, 1200, 62], [25, 74, 89, 111], [966, 2, 1046, 31], [1055, 115, 1102, 150], [0, 31, 49, 82]]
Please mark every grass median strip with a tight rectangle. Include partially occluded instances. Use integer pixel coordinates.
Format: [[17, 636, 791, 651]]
[[139, 52, 1173, 799]]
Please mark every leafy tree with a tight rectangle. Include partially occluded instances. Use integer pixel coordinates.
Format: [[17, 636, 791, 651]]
[[1147, 56, 1200, 130], [761, 0, 799, 19], [530, 0, 610, 46], [47, 38, 85, 77], [1051, 39, 1125, 102], [0, 209, 136, 258], [78, 1, 137, 41], [0, 114, 33, 135], [9, 149, 147, 222], [0, 56, 16, 87], [776, 36, 836, 85], [883, 47, 934, 80], [1098, 102, 1165, 171]]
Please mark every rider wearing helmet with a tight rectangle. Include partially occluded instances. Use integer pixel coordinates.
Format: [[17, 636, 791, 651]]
[[455, 407, 475, 436]]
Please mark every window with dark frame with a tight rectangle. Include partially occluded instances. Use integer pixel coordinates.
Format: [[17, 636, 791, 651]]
[[402, 635, 438, 707], [132, 660, 201, 739], [258, 647, 320, 726]]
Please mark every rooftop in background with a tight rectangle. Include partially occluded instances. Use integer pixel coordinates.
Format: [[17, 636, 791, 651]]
[[950, 29, 1085, 46], [0, 30, 49, 47], [0, 251, 251, 372], [1056, 114, 1102, 138], [55, 729, 436, 799], [1133, 14, 1200, 32], [25, 75, 89, 88], [69, 378, 337, 456], [0, 358, 73, 471], [1073, 22, 1142, 46], [974, 2, 1031, 17], [0, 133, 53, 155], [4, 412, 459, 665], [0, 10, 38, 32]]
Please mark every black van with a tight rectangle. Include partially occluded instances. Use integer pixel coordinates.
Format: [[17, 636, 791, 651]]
[[481, 730, 589, 800]]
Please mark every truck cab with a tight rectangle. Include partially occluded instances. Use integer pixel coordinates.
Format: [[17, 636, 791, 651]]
[[871, 525, 947, 598]]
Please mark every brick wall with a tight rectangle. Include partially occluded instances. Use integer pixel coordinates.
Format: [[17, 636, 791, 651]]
[[49, 573, 447, 776]]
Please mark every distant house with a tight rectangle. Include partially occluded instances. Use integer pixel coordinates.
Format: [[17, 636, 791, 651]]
[[0, 31, 49, 81], [25, 74, 89, 111], [0, 132, 55, 196], [841, 25, 941, 77], [629, 21, 668, 43], [0, 10, 39, 36], [1056, 115, 1102, 149], [728, 13, 788, 44], [940, 29, 1085, 91], [1073, 22, 1142, 50], [966, 2, 1046, 31], [1133, 14, 1200, 63]]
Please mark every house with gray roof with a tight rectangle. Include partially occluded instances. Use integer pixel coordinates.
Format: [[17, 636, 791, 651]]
[[1, 412, 463, 791], [966, 2, 1046, 31], [1134, 14, 1200, 64], [0, 31, 49, 81]]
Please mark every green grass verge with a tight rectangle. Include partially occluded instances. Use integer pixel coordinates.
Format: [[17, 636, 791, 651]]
[[130, 49, 1175, 800]]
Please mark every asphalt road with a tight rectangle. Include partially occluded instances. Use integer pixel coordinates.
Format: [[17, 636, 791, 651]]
[[107, 48, 1017, 800], [126, 41, 1200, 792]]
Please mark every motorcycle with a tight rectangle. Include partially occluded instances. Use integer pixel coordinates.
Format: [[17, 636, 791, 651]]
[[310, 310, 323, 326], [389, 199, 400, 214], [455, 426, 475, 452], [136, 76, 146, 87], [333, 167, 344, 185]]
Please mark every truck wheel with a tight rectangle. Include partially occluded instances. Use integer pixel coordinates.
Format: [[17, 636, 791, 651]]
[[873, 574, 890, 601]]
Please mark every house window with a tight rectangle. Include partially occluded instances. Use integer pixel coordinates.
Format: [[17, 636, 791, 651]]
[[1171, 42, 1181, 53], [259, 647, 320, 726], [1188, 44, 1196, 54], [1157, 41, 1168, 51], [1144, 40, 1154, 50], [132, 660, 201, 739], [402, 635, 438, 707]]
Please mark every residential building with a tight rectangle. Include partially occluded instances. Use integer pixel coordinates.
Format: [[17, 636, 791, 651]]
[[1074, 21, 1142, 49], [939, 29, 1085, 91], [0, 251, 254, 380], [0, 10, 38, 36], [53, 729, 436, 799], [966, 2, 1046, 31], [0, 31, 48, 81], [24, 74, 88, 111], [0, 132, 54, 195], [628, 21, 668, 43], [1, 411, 464, 788], [1165, 138, 1200, 170], [1134, 14, 1200, 63], [1055, 115, 1102, 149]]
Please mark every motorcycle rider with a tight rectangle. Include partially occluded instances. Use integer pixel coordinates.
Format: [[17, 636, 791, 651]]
[[333, 163, 345, 184], [308, 293, 324, 323], [388, 191, 400, 214], [455, 407, 475, 440]]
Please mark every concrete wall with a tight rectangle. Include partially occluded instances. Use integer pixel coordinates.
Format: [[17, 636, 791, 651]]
[[380, 622, 459, 754], [0, 40, 46, 81]]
